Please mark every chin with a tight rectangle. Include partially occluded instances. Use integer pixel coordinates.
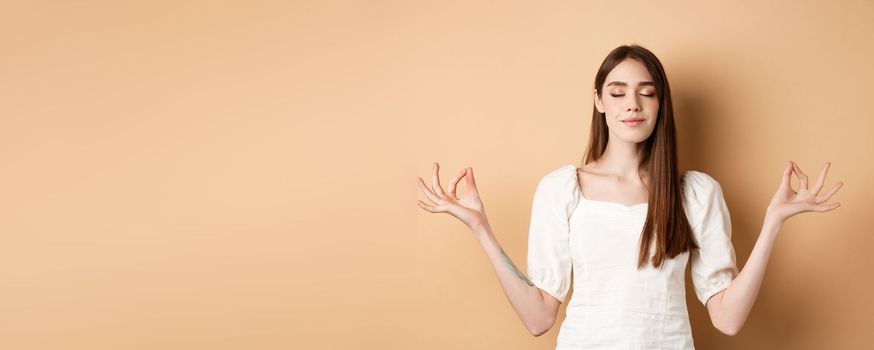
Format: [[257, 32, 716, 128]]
[[627, 137, 651, 144], [616, 132, 653, 144]]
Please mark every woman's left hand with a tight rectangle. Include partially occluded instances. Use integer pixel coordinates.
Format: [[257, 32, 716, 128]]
[[766, 161, 843, 225]]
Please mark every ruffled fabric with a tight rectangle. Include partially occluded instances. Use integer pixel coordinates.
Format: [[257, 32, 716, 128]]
[[682, 170, 739, 306], [525, 165, 740, 348], [525, 165, 581, 303]]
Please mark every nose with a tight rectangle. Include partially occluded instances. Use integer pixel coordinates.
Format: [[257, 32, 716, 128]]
[[625, 96, 642, 112]]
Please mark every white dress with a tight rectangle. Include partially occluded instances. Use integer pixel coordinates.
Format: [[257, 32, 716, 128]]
[[526, 164, 739, 349]]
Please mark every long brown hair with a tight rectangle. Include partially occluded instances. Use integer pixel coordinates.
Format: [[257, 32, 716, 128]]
[[582, 44, 698, 269]]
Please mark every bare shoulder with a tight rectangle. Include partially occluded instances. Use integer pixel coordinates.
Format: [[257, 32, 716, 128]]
[[576, 162, 626, 185], [575, 163, 614, 194], [576, 162, 607, 180]]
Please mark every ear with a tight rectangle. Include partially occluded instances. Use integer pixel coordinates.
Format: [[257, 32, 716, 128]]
[[593, 89, 605, 113]]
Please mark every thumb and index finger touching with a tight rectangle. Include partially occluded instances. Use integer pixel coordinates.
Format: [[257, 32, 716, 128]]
[[779, 160, 844, 211], [780, 161, 794, 190], [423, 162, 479, 197], [780, 160, 812, 192], [448, 166, 478, 198], [464, 166, 477, 190]]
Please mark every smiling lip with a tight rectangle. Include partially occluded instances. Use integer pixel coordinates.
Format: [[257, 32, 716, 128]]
[[623, 119, 644, 126]]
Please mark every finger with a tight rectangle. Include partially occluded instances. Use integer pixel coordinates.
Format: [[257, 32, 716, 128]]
[[432, 162, 446, 197], [811, 162, 830, 194], [446, 168, 467, 199], [416, 199, 442, 213], [465, 166, 478, 190], [417, 177, 441, 204], [813, 202, 841, 212], [816, 181, 844, 203], [779, 161, 793, 189], [792, 161, 808, 190]]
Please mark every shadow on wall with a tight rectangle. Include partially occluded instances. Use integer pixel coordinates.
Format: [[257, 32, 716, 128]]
[[673, 77, 818, 349]]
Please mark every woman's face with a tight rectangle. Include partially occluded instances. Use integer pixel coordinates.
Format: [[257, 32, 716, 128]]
[[594, 58, 659, 144]]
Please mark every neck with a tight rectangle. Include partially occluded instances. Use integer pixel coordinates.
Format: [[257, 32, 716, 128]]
[[594, 138, 647, 181]]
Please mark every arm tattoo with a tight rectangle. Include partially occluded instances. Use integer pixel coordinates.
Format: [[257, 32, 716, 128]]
[[500, 246, 535, 286]]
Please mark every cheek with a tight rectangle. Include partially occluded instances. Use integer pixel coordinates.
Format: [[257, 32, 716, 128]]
[[604, 101, 624, 114]]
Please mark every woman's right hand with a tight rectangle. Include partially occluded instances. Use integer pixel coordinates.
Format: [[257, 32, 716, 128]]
[[416, 162, 489, 231]]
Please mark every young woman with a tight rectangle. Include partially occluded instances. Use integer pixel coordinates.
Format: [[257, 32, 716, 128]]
[[415, 45, 843, 349]]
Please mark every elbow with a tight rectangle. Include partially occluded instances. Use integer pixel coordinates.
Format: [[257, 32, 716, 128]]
[[527, 317, 555, 337], [718, 327, 741, 337], [528, 326, 548, 337], [713, 321, 742, 337]]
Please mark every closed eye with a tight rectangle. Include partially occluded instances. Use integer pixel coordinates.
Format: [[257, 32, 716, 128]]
[[610, 93, 655, 97]]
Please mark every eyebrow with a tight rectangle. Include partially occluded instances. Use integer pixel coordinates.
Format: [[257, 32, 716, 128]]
[[606, 81, 656, 87]]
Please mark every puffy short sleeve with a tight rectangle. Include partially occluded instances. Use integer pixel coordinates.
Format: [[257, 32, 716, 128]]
[[526, 165, 581, 303], [683, 170, 739, 306]]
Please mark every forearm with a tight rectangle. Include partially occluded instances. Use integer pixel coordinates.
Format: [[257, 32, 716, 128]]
[[472, 223, 553, 335], [710, 217, 783, 335]]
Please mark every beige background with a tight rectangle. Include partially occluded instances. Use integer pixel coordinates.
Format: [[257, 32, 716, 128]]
[[1, 1, 872, 349]]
